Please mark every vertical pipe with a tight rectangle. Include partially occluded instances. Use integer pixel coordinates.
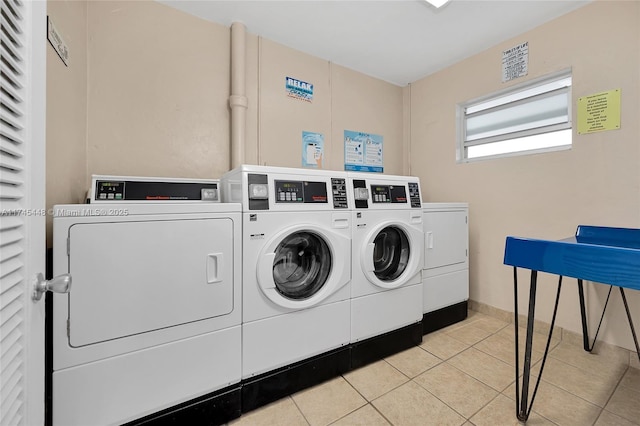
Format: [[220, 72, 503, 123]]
[[230, 22, 248, 169], [403, 85, 412, 176]]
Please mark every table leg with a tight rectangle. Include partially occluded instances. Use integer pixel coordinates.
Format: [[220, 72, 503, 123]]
[[518, 270, 538, 421], [514, 269, 562, 422], [513, 267, 522, 418], [577, 279, 590, 352], [619, 288, 640, 363], [578, 280, 613, 353]]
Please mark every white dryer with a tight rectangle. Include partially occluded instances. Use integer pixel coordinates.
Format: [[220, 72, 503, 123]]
[[348, 172, 424, 368], [422, 203, 469, 334], [221, 165, 351, 412], [51, 200, 242, 425]]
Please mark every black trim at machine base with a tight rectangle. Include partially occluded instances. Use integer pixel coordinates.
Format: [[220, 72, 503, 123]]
[[422, 301, 468, 335], [350, 322, 423, 370], [123, 384, 241, 426], [241, 346, 350, 414]]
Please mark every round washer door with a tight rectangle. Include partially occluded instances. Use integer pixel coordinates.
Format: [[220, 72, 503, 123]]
[[257, 224, 350, 309], [273, 231, 331, 299], [361, 221, 423, 289]]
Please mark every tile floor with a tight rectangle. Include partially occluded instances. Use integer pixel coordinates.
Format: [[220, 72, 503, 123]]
[[229, 310, 640, 426]]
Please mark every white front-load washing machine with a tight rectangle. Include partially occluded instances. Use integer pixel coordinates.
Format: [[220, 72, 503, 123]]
[[51, 177, 242, 426], [348, 172, 424, 368], [220, 165, 351, 412]]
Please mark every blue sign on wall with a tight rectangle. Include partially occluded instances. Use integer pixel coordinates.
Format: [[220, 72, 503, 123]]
[[286, 76, 313, 102], [344, 130, 384, 173]]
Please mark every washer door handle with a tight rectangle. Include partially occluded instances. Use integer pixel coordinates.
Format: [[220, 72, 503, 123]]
[[258, 253, 276, 289], [364, 242, 375, 272], [207, 253, 223, 284]]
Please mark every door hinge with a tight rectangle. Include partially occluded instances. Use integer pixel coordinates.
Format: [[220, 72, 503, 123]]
[[465, 216, 468, 224], [466, 249, 468, 257]]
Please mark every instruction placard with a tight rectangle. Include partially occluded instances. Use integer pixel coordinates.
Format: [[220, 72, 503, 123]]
[[302, 131, 324, 168], [577, 89, 621, 134], [344, 130, 383, 173], [502, 42, 528, 82]]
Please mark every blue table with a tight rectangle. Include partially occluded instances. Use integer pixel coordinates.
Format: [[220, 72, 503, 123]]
[[504, 225, 640, 422]]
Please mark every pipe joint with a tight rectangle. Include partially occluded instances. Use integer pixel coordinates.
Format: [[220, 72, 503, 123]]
[[229, 95, 248, 109]]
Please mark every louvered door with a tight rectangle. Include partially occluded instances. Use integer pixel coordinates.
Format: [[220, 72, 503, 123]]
[[1, 0, 47, 425]]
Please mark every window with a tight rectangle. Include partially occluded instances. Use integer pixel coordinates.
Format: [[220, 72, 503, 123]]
[[457, 70, 572, 161]]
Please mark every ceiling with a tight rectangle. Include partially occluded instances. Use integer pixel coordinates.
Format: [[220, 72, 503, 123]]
[[159, 0, 591, 86]]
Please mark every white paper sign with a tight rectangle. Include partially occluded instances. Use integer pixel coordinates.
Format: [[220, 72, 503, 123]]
[[502, 42, 528, 82], [47, 16, 69, 66]]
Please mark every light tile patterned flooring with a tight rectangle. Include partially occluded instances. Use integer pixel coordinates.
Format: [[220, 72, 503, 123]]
[[229, 310, 640, 426]]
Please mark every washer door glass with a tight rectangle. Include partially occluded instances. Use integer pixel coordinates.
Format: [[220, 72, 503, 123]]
[[372, 226, 410, 281], [272, 231, 332, 300]]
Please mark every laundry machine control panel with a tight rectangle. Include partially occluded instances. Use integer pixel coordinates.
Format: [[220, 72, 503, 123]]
[[408, 182, 422, 208], [254, 177, 348, 209], [275, 180, 328, 203], [371, 184, 407, 204], [224, 166, 351, 211], [350, 176, 422, 209], [90, 175, 220, 203], [331, 178, 349, 209], [273, 178, 348, 209]]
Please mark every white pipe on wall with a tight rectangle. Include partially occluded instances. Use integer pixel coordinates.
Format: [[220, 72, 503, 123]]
[[230, 22, 248, 169]]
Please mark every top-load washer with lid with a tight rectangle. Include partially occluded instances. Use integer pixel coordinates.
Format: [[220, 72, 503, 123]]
[[220, 165, 352, 412], [51, 176, 242, 426], [347, 172, 424, 368]]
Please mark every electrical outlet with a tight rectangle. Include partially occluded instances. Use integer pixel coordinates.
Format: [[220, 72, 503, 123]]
[[47, 16, 69, 66]]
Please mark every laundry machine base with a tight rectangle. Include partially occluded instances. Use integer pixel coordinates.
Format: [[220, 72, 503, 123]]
[[350, 283, 423, 343], [242, 300, 350, 379], [422, 300, 468, 335], [52, 326, 241, 426], [350, 322, 423, 370], [123, 384, 241, 426], [241, 346, 351, 413]]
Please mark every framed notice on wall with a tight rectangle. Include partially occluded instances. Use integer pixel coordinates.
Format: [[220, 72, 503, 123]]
[[344, 130, 383, 173], [577, 89, 621, 134], [502, 42, 528, 82], [302, 131, 324, 168]]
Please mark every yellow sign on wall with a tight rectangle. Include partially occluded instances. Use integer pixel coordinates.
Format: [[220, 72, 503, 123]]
[[577, 89, 621, 134]]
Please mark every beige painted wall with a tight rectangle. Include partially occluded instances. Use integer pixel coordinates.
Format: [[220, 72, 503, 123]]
[[256, 39, 331, 169], [86, 0, 231, 179], [46, 0, 88, 246], [252, 39, 404, 173], [84, 0, 402, 175], [410, 0, 640, 350], [47, 0, 404, 239], [331, 64, 404, 174]]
